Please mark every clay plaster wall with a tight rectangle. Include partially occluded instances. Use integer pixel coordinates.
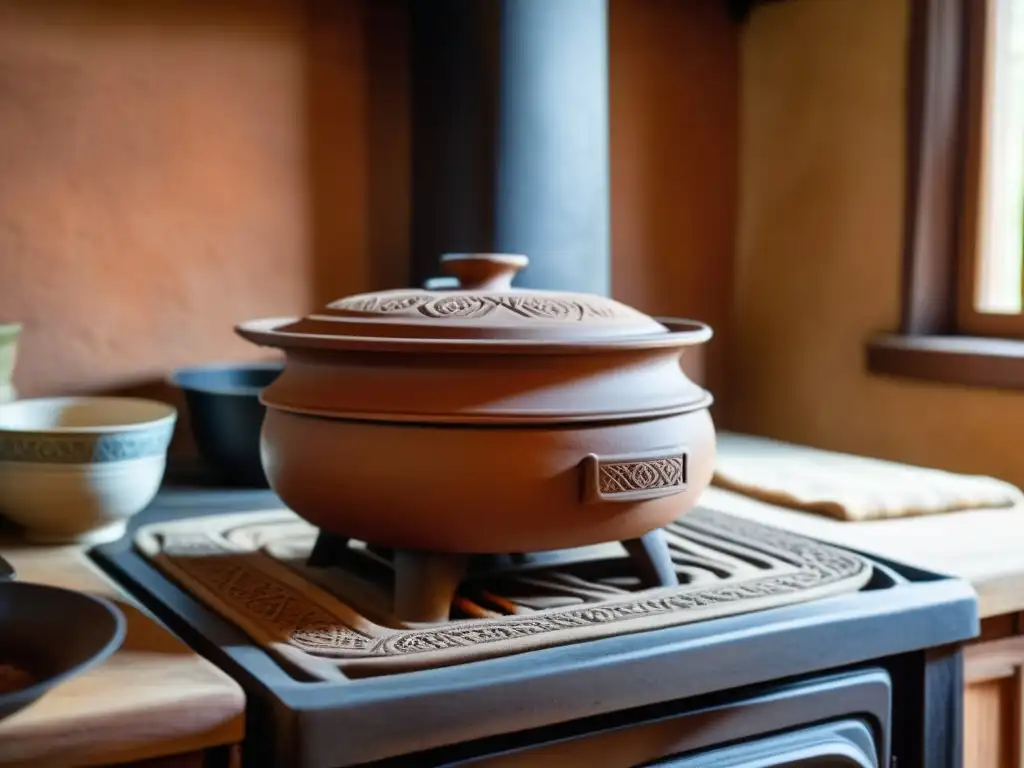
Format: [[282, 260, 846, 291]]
[[735, 0, 1024, 486], [0, 0, 737, 447]]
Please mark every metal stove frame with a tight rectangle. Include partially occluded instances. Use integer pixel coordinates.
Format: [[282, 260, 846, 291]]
[[93, 487, 978, 767]]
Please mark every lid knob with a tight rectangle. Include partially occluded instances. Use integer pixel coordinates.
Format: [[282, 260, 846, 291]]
[[440, 253, 528, 291]]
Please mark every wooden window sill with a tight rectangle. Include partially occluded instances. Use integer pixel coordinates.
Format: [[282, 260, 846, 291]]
[[867, 332, 1024, 390]]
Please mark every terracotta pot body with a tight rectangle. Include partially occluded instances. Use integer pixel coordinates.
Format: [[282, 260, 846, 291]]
[[237, 254, 717, 553], [261, 406, 715, 553], [260, 344, 709, 424]]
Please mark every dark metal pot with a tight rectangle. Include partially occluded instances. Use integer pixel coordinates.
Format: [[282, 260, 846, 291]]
[[170, 361, 283, 487]]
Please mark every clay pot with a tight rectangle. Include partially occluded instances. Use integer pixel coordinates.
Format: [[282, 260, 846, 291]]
[[263, 408, 713, 553], [0, 324, 21, 404], [236, 254, 715, 555]]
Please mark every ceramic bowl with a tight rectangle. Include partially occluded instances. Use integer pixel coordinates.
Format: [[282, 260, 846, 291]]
[[0, 397, 177, 544], [169, 361, 283, 487], [0, 323, 21, 404], [0, 581, 125, 721]]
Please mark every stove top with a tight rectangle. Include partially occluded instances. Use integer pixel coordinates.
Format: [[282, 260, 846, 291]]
[[129, 506, 870, 679], [92, 486, 978, 767]]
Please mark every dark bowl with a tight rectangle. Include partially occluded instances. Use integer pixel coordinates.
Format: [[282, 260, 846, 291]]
[[170, 361, 283, 487], [0, 581, 126, 720]]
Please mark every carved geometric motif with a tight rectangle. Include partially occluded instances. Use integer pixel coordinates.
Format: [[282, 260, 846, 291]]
[[155, 540, 372, 652], [598, 455, 686, 496]]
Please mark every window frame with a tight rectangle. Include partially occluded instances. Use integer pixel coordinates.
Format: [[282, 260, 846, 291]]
[[866, 0, 1024, 389], [957, 0, 1024, 337]]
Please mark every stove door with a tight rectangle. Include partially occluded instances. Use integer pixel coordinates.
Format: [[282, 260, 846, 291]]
[[443, 670, 890, 768], [652, 720, 876, 767]]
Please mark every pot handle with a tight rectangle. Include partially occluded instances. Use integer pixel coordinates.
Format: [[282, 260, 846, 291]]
[[581, 450, 688, 504], [439, 253, 529, 291], [423, 254, 529, 291]]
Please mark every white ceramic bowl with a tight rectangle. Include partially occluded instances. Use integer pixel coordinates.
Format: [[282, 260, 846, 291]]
[[0, 397, 177, 544]]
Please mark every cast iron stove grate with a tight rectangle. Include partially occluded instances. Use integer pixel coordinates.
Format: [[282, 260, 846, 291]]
[[128, 506, 871, 679], [302, 520, 817, 623], [306, 527, 683, 625]]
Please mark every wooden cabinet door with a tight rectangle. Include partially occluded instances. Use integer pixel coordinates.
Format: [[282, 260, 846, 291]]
[[965, 634, 1024, 767]]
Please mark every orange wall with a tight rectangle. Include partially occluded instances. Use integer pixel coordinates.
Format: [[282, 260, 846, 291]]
[[0, 0, 409, 401], [734, 0, 1024, 487], [0, 0, 737, 429]]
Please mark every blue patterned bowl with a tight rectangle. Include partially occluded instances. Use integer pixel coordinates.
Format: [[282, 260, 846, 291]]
[[0, 397, 176, 543]]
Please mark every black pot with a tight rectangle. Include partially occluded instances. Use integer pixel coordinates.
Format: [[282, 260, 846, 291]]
[[170, 361, 283, 487], [0, 577, 125, 720]]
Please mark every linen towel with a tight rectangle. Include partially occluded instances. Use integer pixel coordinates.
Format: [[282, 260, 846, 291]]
[[713, 432, 1024, 522]]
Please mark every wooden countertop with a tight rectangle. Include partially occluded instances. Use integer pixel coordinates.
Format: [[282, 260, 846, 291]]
[[702, 485, 1024, 619], [0, 537, 245, 767]]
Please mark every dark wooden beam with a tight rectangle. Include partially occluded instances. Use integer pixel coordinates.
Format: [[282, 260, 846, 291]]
[[899, 0, 970, 336]]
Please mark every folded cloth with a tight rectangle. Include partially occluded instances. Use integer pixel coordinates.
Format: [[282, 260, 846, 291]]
[[712, 432, 1024, 522]]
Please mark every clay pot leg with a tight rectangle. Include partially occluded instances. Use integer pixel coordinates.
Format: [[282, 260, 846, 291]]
[[307, 532, 350, 568], [393, 550, 469, 623], [623, 529, 678, 588]]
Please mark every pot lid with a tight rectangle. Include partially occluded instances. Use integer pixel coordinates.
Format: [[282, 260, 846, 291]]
[[273, 254, 668, 342]]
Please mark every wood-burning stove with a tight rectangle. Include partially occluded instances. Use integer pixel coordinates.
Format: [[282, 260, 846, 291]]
[[94, 483, 977, 767], [93, 2, 979, 764]]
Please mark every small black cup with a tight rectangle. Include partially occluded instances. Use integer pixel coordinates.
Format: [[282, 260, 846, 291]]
[[170, 361, 284, 487]]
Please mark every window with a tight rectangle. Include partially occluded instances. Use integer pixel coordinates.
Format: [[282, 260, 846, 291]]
[[959, 0, 1024, 332], [867, 0, 1024, 388]]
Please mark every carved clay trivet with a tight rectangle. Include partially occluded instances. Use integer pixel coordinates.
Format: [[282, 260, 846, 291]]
[[134, 508, 871, 680]]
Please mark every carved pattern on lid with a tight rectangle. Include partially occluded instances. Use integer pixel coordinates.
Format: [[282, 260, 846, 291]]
[[330, 292, 630, 322]]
